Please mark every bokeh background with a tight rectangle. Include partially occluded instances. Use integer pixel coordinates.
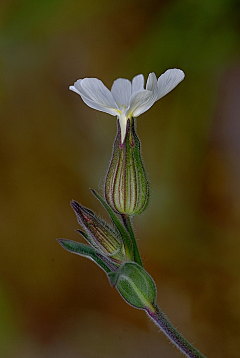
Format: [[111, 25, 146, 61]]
[[1, 0, 240, 357]]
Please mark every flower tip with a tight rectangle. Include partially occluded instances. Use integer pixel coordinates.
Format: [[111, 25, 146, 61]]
[[70, 200, 80, 212], [69, 84, 82, 95], [69, 85, 80, 95], [178, 69, 185, 80], [173, 68, 185, 81], [90, 188, 96, 196], [56, 238, 67, 249]]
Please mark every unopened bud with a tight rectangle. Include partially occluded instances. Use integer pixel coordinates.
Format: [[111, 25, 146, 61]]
[[105, 118, 149, 215], [71, 200, 125, 263]]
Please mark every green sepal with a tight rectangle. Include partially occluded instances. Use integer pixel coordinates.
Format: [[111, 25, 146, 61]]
[[57, 239, 112, 273], [91, 189, 133, 261], [76, 229, 93, 244], [115, 262, 157, 310]]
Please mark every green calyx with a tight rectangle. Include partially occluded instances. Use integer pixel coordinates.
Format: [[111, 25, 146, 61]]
[[108, 262, 157, 310], [105, 118, 149, 216]]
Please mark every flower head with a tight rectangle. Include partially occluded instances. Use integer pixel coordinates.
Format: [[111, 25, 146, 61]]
[[69, 69, 185, 143]]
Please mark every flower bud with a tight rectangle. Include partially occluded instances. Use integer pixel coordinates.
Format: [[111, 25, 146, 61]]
[[71, 200, 125, 263], [105, 118, 149, 215]]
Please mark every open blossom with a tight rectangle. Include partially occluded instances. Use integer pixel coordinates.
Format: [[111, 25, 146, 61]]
[[69, 69, 185, 143]]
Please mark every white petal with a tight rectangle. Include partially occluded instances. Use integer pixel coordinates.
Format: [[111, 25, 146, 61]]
[[111, 78, 131, 108], [118, 112, 128, 144], [131, 74, 144, 94], [81, 78, 118, 108], [146, 72, 158, 93], [70, 80, 93, 100], [71, 79, 93, 100], [156, 69, 185, 100], [78, 93, 120, 117], [69, 85, 81, 95], [127, 90, 157, 118], [70, 78, 120, 116]]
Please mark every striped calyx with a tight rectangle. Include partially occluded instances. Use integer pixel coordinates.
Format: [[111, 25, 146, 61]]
[[105, 118, 149, 216]]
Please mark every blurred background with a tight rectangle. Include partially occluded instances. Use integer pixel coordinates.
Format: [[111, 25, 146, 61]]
[[1, 0, 240, 357]]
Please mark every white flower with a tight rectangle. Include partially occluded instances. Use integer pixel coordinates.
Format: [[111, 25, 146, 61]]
[[69, 69, 185, 143]]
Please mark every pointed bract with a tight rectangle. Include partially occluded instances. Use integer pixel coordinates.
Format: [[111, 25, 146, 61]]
[[57, 239, 114, 273]]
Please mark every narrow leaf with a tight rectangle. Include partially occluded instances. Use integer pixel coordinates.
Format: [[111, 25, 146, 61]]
[[57, 239, 112, 273], [76, 229, 94, 244]]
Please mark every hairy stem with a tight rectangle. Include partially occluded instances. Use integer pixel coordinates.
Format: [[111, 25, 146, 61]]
[[121, 214, 142, 267], [145, 303, 206, 358]]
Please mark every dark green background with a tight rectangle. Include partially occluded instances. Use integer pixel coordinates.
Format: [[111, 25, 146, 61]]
[[1, 0, 240, 357]]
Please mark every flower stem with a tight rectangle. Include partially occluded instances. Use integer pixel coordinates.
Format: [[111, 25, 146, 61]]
[[121, 214, 143, 267], [145, 303, 206, 358]]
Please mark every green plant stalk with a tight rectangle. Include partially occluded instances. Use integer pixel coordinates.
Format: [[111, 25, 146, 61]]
[[145, 303, 206, 358], [117, 217, 205, 357], [121, 214, 142, 267]]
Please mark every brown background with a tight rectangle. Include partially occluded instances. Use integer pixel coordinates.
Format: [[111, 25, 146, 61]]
[[1, 0, 240, 357]]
